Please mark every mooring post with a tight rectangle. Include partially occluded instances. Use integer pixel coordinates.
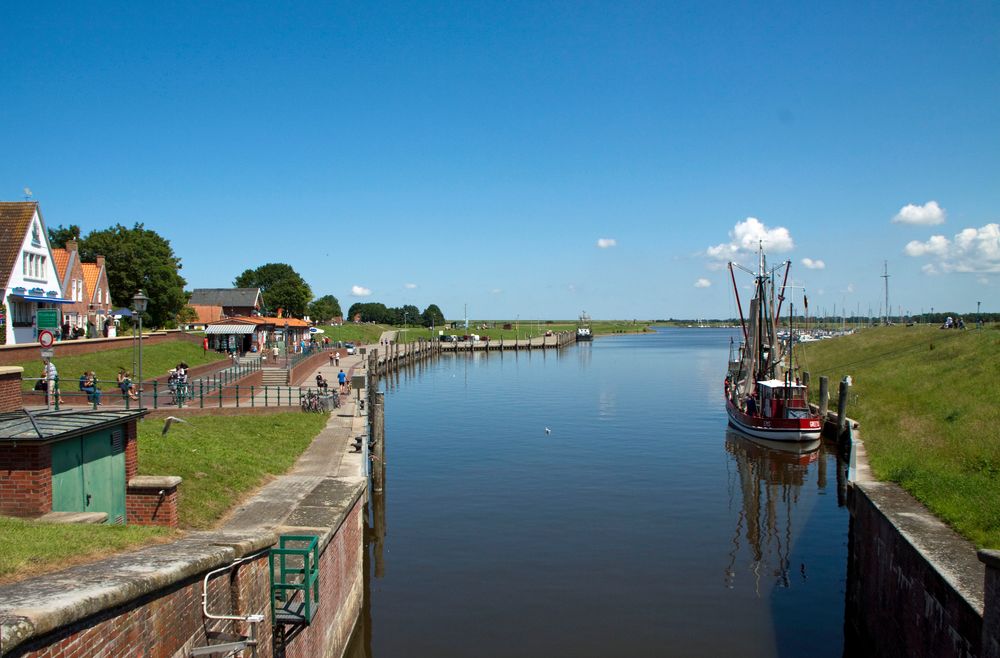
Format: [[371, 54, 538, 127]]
[[837, 377, 851, 440], [818, 375, 829, 418], [802, 370, 810, 387], [372, 391, 385, 493]]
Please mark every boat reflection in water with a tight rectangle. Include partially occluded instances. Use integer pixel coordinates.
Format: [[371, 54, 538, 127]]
[[723, 430, 825, 594]]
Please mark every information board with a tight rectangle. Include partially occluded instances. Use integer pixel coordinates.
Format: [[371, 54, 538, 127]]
[[36, 309, 59, 330]]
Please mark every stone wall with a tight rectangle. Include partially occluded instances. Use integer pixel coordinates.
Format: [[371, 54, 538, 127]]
[[846, 480, 985, 658]]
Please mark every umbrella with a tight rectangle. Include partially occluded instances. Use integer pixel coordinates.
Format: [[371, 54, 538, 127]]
[[112, 308, 133, 317]]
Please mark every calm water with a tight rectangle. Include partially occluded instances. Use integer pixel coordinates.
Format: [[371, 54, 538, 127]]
[[356, 329, 849, 657]]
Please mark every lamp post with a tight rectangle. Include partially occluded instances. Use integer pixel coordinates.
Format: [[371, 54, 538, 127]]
[[132, 290, 149, 409], [284, 322, 290, 368]]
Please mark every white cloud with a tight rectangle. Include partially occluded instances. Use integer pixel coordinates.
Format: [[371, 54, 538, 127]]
[[491, 288, 503, 295], [404, 282, 417, 289], [351, 285, 372, 296], [801, 257, 825, 270], [892, 201, 946, 225], [706, 217, 794, 263], [596, 238, 617, 248], [977, 276, 990, 286], [694, 278, 711, 288], [844, 283, 855, 293], [904, 223, 1000, 273]]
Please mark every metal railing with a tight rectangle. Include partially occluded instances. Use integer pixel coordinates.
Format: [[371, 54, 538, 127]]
[[25, 374, 348, 411]]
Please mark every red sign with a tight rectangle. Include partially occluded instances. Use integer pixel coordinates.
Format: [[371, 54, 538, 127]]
[[38, 330, 54, 348]]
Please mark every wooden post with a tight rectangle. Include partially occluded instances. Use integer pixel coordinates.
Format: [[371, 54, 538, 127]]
[[802, 370, 810, 388], [818, 376, 829, 418], [372, 391, 385, 494], [837, 378, 850, 439]]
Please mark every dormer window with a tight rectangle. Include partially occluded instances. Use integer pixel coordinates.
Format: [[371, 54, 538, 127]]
[[30, 222, 41, 247]]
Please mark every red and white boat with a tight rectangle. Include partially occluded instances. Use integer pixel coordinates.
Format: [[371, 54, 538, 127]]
[[724, 246, 822, 442]]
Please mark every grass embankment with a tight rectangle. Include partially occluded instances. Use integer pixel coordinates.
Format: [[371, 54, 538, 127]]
[[0, 412, 328, 581], [392, 320, 651, 342], [314, 323, 388, 344], [137, 412, 328, 528], [799, 324, 1000, 547], [16, 341, 228, 390]]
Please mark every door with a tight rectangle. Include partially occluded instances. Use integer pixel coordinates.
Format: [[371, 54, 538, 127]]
[[49, 429, 127, 524]]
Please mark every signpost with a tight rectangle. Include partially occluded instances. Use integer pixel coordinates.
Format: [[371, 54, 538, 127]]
[[36, 309, 59, 331], [39, 330, 55, 360]]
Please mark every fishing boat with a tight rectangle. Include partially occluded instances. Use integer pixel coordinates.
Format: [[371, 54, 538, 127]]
[[724, 246, 822, 441], [576, 311, 593, 341]]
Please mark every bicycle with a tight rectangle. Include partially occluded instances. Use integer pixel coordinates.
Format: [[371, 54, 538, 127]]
[[300, 390, 323, 412]]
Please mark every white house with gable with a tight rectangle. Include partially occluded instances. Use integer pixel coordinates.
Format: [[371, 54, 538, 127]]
[[0, 202, 73, 345]]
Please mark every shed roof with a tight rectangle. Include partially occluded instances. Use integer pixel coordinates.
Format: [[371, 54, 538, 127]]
[[189, 288, 262, 308], [0, 202, 39, 286], [0, 408, 147, 443]]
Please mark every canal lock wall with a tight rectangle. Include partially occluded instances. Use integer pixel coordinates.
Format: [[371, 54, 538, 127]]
[[846, 437, 1000, 658]]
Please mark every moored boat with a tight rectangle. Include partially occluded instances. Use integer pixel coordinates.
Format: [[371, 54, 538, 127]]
[[724, 246, 822, 442], [576, 311, 593, 341]]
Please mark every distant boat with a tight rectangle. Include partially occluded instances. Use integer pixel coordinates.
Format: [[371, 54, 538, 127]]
[[724, 246, 822, 442], [576, 311, 593, 342]]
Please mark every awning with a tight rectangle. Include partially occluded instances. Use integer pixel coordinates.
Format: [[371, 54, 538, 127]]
[[11, 294, 75, 304], [205, 324, 256, 335]]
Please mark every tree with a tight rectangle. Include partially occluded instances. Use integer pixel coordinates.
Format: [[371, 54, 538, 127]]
[[176, 305, 199, 325], [309, 295, 342, 323], [421, 304, 445, 328], [79, 223, 187, 327], [234, 263, 312, 318], [48, 224, 81, 248], [400, 304, 420, 326]]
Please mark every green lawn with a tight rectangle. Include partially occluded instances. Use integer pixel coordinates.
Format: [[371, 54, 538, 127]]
[[137, 412, 329, 528], [0, 517, 172, 582], [16, 341, 228, 391], [799, 324, 1000, 547], [314, 323, 388, 344]]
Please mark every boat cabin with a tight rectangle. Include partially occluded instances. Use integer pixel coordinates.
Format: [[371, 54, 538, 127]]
[[755, 379, 810, 420]]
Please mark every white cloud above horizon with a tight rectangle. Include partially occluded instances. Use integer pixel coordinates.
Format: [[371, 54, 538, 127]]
[[404, 282, 417, 289], [694, 278, 711, 288], [892, 201, 946, 226], [706, 217, 794, 265], [351, 285, 372, 296], [596, 238, 617, 248], [801, 257, 825, 269], [904, 223, 1000, 273]]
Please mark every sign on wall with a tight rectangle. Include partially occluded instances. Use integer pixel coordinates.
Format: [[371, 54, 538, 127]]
[[36, 309, 59, 330]]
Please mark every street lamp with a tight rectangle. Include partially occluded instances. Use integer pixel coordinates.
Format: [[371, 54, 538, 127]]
[[132, 290, 149, 409]]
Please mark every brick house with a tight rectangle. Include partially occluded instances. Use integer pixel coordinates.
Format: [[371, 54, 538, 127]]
[[0, 202, 73, 345], [51, 240, 89, 336], [82, 257, 113, 337], [188, 288, 263, 318]]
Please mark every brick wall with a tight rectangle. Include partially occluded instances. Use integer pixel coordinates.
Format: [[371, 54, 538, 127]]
[[845, 482, 983, 658], [125, 485, 179, 527], [0, 443, 52, 517], [0, 366, 24, 411], [7, 492, 367, 658], [982, 551, 1000, 658]]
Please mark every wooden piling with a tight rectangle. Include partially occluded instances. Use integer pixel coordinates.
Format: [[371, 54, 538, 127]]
[[818, 376, 829, 418], [836, 378, 850, 440], [372, 390, 385, 493]]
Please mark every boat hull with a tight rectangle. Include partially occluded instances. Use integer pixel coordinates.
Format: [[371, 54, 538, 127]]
[[576, 331, 593, 341], [725, 397, 822, 442]]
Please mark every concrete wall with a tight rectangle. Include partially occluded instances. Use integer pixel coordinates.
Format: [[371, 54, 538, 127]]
[[846, 480, 985, 658], [0, 481, 367, 658]]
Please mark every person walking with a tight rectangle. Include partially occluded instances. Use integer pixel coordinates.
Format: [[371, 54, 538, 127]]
[[337, 369, 347, 394], [334, 351, 340, 367], [43, 358, 61, 407]]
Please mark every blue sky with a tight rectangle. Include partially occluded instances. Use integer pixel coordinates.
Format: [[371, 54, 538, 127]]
[[2, 1, 998, 320]]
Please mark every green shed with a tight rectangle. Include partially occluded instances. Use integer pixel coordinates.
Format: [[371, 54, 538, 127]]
[[0, 409, 146, 524]]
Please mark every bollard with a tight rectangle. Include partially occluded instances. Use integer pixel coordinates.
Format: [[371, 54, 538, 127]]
[[264, 385, 269, 407], [802, 371, 810, 388], [250, 385, 255, 407], [235, 384, 240, 408], [837, 377, 851, 440], [818, 376, 829, 418]]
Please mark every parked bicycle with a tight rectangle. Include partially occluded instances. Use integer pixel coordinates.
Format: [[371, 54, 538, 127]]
[[300, 390, 323, 412]]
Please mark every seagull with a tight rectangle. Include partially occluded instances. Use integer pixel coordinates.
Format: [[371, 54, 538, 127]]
[[544, 427, 551, 434], [162, 416, 191, 436]]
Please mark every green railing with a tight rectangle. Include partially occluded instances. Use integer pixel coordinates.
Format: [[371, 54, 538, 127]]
[[269, 535, 320, 625]]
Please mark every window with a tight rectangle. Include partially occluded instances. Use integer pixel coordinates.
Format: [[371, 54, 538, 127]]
[[11, 301, 32, 327], [96, 288, 101, 304]]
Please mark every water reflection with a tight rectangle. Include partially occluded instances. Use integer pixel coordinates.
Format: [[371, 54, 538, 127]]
[[724, 431, 821, 594]]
